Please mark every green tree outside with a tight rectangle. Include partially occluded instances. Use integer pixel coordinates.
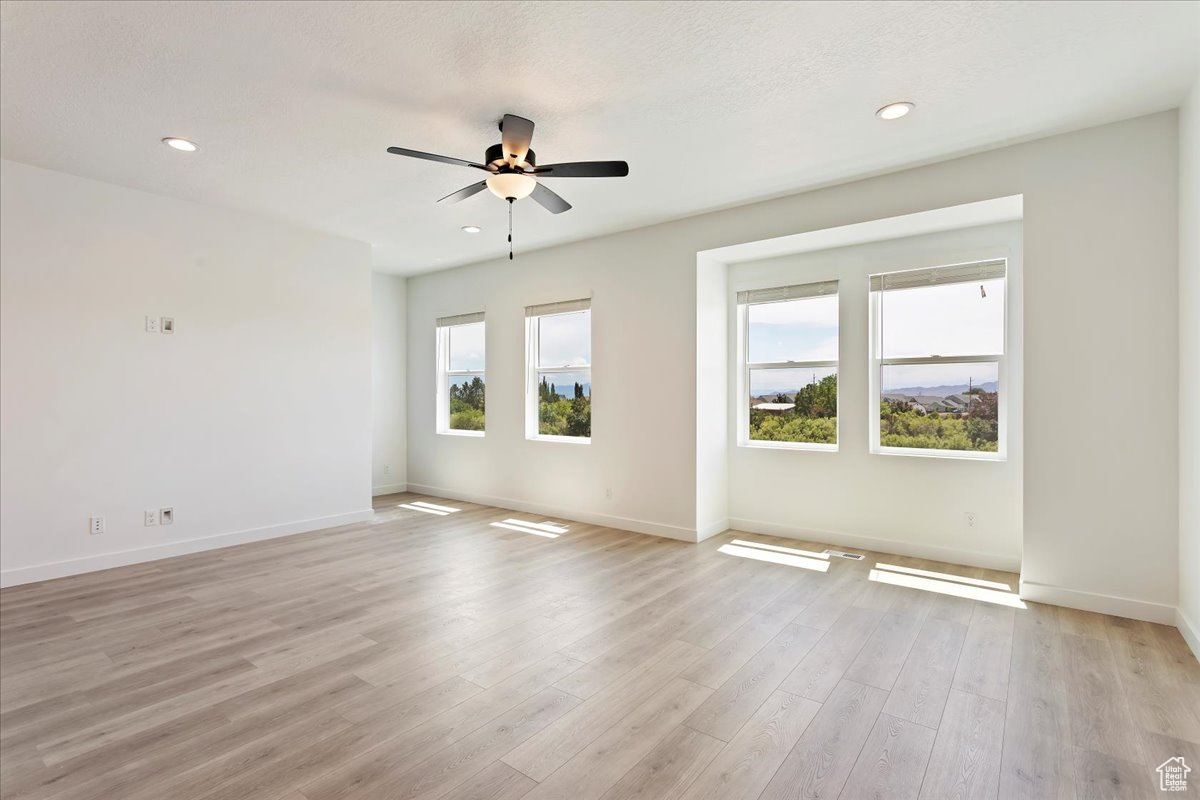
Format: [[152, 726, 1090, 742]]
[[449, 376, 485, 431], [539, 381, 591, 437], [879, 391, 999, 451], [749, 373, 838, 444]]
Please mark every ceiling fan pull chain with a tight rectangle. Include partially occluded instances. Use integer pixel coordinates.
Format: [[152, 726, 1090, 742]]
[[508, 198, 514, 260]]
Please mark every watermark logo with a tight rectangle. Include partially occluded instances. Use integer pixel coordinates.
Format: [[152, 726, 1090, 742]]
[[1158, 757, 1190, 792]]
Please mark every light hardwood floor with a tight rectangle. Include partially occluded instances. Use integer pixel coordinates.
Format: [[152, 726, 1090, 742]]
[[2, 493, 1198, 800]]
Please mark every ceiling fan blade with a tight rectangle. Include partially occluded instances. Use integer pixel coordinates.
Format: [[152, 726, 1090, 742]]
[[530, 182, 571, 214], [533, 161, 629, 178], [387, 146, 489, 171], [500, 114, 535, 163], [437, 181, 488, 204]]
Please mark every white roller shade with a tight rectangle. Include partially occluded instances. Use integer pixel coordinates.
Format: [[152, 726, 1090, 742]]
[[737, 280, 838, 305], [870, 259, 1006, 292], [525, 298, 591, 317], [436, 311, 485, 327]]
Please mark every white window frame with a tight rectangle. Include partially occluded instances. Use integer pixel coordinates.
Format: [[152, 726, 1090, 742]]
[[525, 299, 591, 444], [436, 312, 485, 437], [869, 259, 1007, 461], [737, 281, 839, 452]]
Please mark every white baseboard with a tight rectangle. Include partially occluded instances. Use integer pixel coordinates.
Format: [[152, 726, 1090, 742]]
[[0, 509, 373, 588], [726, 516, 1020, 572], [406, 483, 698, 543], [372, 483, 408, 497], [1018, 579, 1177, 625], [1176, 606, 1200, 662]]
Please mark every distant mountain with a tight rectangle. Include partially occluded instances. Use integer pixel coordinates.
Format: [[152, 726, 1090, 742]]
[[546, 382, 591, 399], [883, 381, 997, 397]]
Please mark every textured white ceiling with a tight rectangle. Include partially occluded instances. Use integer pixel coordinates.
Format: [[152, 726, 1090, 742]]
[[2, 1, 1197, 274]]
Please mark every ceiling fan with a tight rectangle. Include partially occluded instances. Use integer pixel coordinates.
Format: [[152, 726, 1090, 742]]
[[387, 113, 629, 258]]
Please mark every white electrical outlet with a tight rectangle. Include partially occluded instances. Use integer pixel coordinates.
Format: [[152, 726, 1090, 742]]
[[384, 465, 391, 475], [160, 507, 174, 525], [89, 516, 104, 535], [605, 487, 613, 501], [965, 512, 977, 529], [145, 509, 158, 527], [145, 315, 160, 333]]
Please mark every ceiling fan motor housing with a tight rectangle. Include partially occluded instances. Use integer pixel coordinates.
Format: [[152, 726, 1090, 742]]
[[485, 143, 535, 171]]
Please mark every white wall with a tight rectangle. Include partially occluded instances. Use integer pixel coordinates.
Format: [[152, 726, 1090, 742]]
[[0, 160, 373, 586], [695, 255, 729, 539], [1180, 73, 1200, 655], [372, 272, 407, 495], [408, 111, 1179, 622], [406, 222, 700, 541], [725, 223, 1023, 571]]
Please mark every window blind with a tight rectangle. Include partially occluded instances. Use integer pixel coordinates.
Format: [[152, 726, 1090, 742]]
[[870, 259, 1006, 292], [736, 280, 838, 305], [436, 311, 485, 327], [525, 298, 591, 317]]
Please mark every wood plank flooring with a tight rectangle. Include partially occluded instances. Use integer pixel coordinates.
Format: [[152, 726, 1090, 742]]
[[1, 492, 1197, 800]]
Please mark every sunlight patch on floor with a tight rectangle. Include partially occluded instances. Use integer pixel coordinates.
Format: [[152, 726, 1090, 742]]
[[869, 566, 1026, 608], [501, 518, 569, 534], [398, 504, 450, 515], [410, 500, 461, 513], [718, 543, 830, 572], [490, 518, 569, 538], [873, 562, 1011, 591], [729, 539, 830, 560]]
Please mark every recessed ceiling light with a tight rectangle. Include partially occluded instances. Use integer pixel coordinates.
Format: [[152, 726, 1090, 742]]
[[461, 225, 481, 234], [875, 102, 914, 121], [162, 137, 198, 152]]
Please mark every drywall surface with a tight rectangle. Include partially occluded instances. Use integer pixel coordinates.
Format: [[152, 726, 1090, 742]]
[[408, 112, 1179, 621], [373, 273, 407, 495], [405, 221, 700, 541], [0, 159, 373, 585], [695, 255, 729, 540], [1180, 74, 1200, 654], [726, 223, 1024, 571]]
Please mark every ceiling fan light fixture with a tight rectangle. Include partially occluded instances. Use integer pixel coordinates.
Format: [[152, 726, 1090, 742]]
[[485, 172, 536, 200], [875, 101, 915, 120]]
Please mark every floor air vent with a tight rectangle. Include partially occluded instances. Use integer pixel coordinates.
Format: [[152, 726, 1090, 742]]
[[823, 550, 865, 560]]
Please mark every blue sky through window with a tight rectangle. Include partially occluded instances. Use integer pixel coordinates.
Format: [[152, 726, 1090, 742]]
[[747, 295, 838, 364]]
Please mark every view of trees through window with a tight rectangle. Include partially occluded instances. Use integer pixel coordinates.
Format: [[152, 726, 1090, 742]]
[[537, 375, 591, 437], [449, 376, 485, 431], [745, 290, 838, 446], [880, 365, 999, 452], [442, 318, 485, 433], [875, 267, 1004, 454], [748, 370, 838, 443], [531, 306, 591, 439]]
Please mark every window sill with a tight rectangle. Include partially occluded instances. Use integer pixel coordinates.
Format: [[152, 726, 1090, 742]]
[[438, 430, 485, 438], [528, 434, 591, 445], [739, 441, 838, 453], [872, 446, 1004, 462]]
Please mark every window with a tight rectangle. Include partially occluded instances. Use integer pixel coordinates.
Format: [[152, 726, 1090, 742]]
[[436, 312, 485, 435], [871, 259, 1006, 458], [526, 299, 591, 441], [738, 281, 839, 449]]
